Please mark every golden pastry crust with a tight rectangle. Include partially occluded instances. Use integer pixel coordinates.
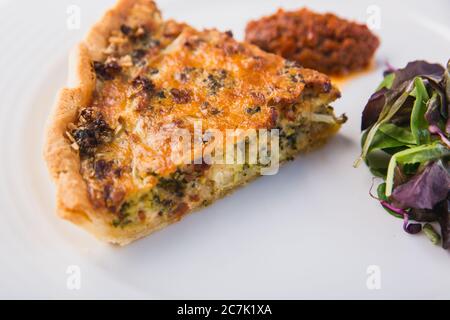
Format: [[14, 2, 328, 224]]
[[44, 0, 343, 245], [44, 0, 167, 244]]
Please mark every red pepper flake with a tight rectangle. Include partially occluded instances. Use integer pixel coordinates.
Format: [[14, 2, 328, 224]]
[[93, 159, 113, 180], [138, 210, 146, 222], [171, 202, 189, 216], [189, 194, 200, 202], [269, 107, 279, 127], [223, 42, 244, 56], [103, 184, 125, 213], [170, 88, 192, 104], [250, 91, 266, 105], [200, 101, 221, 116]]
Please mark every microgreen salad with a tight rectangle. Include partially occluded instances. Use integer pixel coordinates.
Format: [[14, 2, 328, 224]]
[[356, 60, 450, 250]]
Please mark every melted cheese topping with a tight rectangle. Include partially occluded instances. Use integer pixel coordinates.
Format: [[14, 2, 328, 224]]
[[70, 12, 341, 223]]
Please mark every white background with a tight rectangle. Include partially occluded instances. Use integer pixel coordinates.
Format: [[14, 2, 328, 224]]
[[0, 0, 449, 299]]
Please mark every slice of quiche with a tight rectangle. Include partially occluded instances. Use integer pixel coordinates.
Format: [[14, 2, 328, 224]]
[[44, 0, 345, 245]]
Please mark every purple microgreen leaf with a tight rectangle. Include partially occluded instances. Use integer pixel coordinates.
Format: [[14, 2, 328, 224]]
[[444, 60, 450, 134], [392, 60, 445, 89], [424, 92, 442, 127], [385, 143, 450, 197], [383, 61, 397, 77], [392, 161, 450, 210], [437, 200, 450, 249], [356, 83, 414, 167], [361, 88, 388, 131], [409, 208, 439, 222]]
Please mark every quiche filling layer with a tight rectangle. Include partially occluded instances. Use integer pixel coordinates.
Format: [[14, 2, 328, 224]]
[[114, 102, 343, 228], [66, 6, 344, 232]]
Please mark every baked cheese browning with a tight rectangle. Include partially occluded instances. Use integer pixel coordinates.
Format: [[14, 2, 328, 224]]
[[47, 0, 345, 244], [245, 8, 380, 75], [72, 8, 343, 230]]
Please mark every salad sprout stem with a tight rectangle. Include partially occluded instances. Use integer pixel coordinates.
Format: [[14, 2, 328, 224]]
[[380, 201, 407, 217], [423, 223, 441, 245], [379, 201, 421, 234]]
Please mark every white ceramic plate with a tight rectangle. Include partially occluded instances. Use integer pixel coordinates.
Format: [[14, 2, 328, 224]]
[[1, 0, 449, 299]]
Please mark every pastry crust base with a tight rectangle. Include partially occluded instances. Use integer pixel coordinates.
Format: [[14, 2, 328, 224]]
[[44, 0, 169, 245]]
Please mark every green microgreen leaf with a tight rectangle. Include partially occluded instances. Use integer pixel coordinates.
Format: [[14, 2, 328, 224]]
[[377, 73, 395, 90], [385, 143, 450, 197], [378, 123, 416, 145], [410, 77, 431, 144], [355, 82, 414, 167]]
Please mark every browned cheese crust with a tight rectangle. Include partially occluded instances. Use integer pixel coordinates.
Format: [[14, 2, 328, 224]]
[[245, 8, 380, 75], [44, 0, 344, 245]]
